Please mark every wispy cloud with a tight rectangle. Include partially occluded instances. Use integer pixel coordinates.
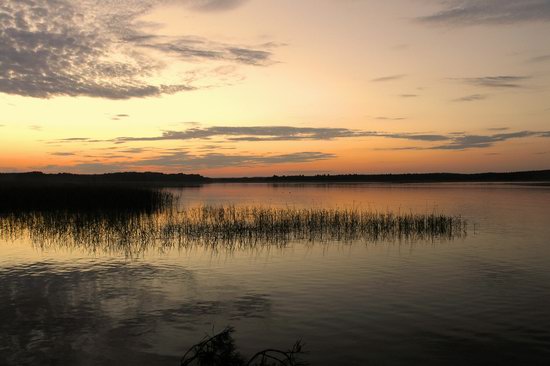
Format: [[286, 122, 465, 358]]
[[381, 130, 550, 151], [51, 152, 76, 156], [115, 126, 367, 142], [374, 116, 407, 121], [112, 114, 130, 121], [50, 124, 550, 153], [487, 127, 509, 131], [183, 0, 248, 12], [38, 150, 335, 173], [528, 54, 550, 63], [399, 94, 418, 98], [0, 0, 276, 99], [371, 74, 407, 82], [456, 76, 529, 88], [111, 126, 451, 143], [419, 0, 550, 25], [452, 94, 487, 102]]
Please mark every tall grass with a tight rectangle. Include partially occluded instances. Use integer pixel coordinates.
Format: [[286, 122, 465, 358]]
[[0, 205, 467, 255]]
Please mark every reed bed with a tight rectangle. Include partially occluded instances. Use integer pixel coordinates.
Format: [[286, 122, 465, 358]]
[[0, 205, 467, 255], [0, 184, 173, 213]]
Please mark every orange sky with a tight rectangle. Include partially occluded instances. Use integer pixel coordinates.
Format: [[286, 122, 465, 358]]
[[1, 0, 549, 176]]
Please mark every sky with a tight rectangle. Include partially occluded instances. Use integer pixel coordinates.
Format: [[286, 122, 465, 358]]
[[1, 0, 549, 177]]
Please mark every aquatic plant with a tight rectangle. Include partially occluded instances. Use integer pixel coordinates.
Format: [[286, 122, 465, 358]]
[[181, 327, 305, 366], [0, 205, 467, 255]]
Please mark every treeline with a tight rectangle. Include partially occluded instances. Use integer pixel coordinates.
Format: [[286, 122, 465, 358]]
[[0, 172, 207, 186], [217, 170, 550, 183], [1, 169, 549, 186]]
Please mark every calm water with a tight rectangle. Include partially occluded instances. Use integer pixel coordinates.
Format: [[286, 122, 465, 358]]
[[1, 184, 550, 365]]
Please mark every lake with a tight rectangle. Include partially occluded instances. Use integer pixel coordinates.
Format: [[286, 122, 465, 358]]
[[1, 183, 550, 365]]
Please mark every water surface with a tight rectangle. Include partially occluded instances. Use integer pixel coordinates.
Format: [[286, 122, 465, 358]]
[[1, 184, 550, 365]]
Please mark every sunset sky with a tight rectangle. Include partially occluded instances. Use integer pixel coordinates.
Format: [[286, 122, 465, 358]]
[[1, 0, 549, 176]]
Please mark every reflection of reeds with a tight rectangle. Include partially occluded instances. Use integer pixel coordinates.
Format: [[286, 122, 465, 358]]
[[0, 205, 467, 255]]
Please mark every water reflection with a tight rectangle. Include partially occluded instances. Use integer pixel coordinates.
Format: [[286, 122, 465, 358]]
[[0, 261, 272, 365]]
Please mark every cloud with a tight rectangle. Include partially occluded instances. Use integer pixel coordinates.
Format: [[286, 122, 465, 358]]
[[39, 150, 336, 173], [400, 94, 418, 98], [50, 124, 550, 153], [528, 54, 550, 63], [382, 130, 550, 151], [374, 116, 407, 121], [111, 126, 453, 143], [419, 0, 550, 25], [456, 76, 529, 88], [183, 0, 247, 12], [115, 126, 368, 142], [487, 127, 509, 131], [112, 114, 130, 120], [452, 94, 487, 102], [51, 152, 76, 156], [0, 0, 275, 99], [432, 131, 541, 150], [371, 74, 406, 82]]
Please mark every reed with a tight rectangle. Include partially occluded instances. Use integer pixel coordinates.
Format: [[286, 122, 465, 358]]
[[0, 205, 467, 255]]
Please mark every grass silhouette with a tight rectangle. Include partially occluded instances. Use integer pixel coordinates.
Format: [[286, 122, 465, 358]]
[[0, 205, 467, 255], [181, 327, 306, 366]]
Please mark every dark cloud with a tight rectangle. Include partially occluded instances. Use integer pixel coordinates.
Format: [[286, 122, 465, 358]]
[[456, 76, 529, 88], [371, 74, 406, 82], [51, 152, 76, 156], [419, 0, 550, 25], [399, 94, 418, 98], [0, 0, 275, 99], [452, 94, 487, 102]]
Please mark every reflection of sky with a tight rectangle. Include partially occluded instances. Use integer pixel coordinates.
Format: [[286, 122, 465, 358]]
[[0, 261, 272, 365]]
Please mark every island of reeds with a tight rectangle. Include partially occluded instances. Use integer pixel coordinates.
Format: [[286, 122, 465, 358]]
[[0, 182, 467, 256]]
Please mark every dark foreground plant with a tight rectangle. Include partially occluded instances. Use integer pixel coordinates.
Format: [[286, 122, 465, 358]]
[[181, 327, 306, 366]]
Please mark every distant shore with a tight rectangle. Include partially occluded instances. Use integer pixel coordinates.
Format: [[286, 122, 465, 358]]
[[1, 169, 549, 187]]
